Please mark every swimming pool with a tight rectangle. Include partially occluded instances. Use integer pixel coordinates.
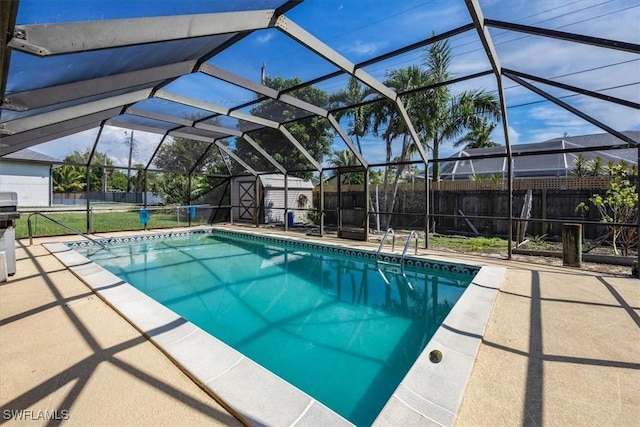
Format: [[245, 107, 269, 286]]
[[79, 232, 471, 425], [45, 227, 504, 425]]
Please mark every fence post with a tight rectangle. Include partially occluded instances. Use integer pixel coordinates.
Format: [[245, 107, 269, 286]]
[[562, 223, 582, 267]]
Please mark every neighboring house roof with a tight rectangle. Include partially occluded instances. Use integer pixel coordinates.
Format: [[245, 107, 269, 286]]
[[438, 131, 639, 180], [0, 148, 58, 164]]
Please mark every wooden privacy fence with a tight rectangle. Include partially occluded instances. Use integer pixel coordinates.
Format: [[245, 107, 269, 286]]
[[320, 176, 614, 193], [315, 176, 624, 239]]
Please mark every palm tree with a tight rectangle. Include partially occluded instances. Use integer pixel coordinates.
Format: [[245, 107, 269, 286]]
[[380, 65, 431, 227], [419, 39, 501, 181], [329, 77, 375, 154], [52, 165, 86, 192], [328, 149, 362, 184], [589, 156, 604, 176], [367, 38, 500, 229], [571, 155, 589, 177], [453, 118, 499, 149]]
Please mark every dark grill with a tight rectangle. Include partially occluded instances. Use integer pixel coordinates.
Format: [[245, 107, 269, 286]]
[[0, 192, 18, 277], [0, 193, 19, 226]]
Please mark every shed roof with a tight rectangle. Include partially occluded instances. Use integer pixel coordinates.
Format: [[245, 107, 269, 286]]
[[260, 173, 313, 190]]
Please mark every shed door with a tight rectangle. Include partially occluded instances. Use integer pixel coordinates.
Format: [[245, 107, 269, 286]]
[[238, 181, 255, 221]]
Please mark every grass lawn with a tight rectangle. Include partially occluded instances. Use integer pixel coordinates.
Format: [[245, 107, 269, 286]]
[[428, 235, 509, 253], [15, 210, 209, 239], [17, 214, 564, 257]]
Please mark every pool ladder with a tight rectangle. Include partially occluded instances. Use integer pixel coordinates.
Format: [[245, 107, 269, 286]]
[[375, 228, 416, 290]]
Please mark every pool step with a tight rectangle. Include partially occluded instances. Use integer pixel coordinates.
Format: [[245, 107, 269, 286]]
[[376, 263, 414, 291]]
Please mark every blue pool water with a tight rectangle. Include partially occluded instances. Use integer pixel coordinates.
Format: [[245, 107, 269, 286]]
[[82, 233, 472, 426]]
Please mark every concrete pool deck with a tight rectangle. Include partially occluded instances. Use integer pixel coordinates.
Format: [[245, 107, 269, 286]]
[[1, 225, 639, 426]]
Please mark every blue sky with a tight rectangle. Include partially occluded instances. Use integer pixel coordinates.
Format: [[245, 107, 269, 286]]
[[12, 0, 639, 168]]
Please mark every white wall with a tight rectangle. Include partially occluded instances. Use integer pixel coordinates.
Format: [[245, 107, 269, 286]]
[[0, 161, 51, 207], [264, 188, 312, 223]]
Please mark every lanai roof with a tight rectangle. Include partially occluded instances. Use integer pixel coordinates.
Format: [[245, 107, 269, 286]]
[[0, 0, 638, 176]]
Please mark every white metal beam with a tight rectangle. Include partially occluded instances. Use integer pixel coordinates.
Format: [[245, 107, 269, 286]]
[[169, 130, 215, 143], [274, 16, 398, 101], [199, 63, 329, 117], [0, 108, 119, 155], [273, 16, 429, 164], [0, 89, 151, 135], [278, 125, 321, 171], [199, 63, 279, 99], [104, 120, 171, 136], [215, 141, 257, 175], [241, 134, 287, 174], [126, 107, 195, 127], [327, 114, 368, 168], [155, 90, 281, 128], [9, 10, 276, 56], [396, 98, 428, 163], [3, 61, 196, 111], [192, 124, 288, 173], [195, 122, 242, 137], [155, 89, 319, 170], [465, 0, 514, 257]]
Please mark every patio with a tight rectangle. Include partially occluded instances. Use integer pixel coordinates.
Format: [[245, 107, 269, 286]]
[[1, 227, 638, 426]]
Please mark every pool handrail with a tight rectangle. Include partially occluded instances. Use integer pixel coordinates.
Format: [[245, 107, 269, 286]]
[[376, 228, 395, 286], [376, 228, 395, 261], [400, 230, 416, 274], [27, 212, 111, 251]]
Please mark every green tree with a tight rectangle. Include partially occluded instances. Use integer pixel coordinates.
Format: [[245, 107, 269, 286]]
[[418, 39, 501, 180], [130, 164, 146, 192], [155, 174, 190, 205], [152, 135, 226, 203], [368, 39, 500, 227], [153, 137, 223, 174], [589, 156, 604, 176], [453, 118, 499, 149], [329, 76, 375, 154], [57, 150, 114, 192], [52, 165, 86, 192], [571, 154, 589, 177], [108, 170, 128, 191], [191, 175, 213, 200], [577, 163, 637, 255], [370, 65, 428, 226], [233, 76, 333, 179], [328, 149, 364, 185]]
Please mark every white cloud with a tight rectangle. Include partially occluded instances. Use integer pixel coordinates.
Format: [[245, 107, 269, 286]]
[[343, 40, 385, 56], [255, 32, 274, 44], [507, 125, 520, 145], [30, 125, 165, 167]]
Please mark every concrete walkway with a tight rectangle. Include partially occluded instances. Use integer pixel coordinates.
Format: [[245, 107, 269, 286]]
[[0, 239, 242, 426], [455, 255, 640, 426], [1, 228, 639, 426]]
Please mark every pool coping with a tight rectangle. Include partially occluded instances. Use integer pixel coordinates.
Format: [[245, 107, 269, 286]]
[[44, 227, 506, 426]]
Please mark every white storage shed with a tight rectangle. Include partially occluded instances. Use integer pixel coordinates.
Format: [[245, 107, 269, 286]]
[[231, 174, 314, 224]]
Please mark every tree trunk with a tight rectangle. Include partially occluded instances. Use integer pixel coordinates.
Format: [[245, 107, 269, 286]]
[[385, 135, 411, 230], [382, 136, 392, 227], [432, 136, 440, 181]]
